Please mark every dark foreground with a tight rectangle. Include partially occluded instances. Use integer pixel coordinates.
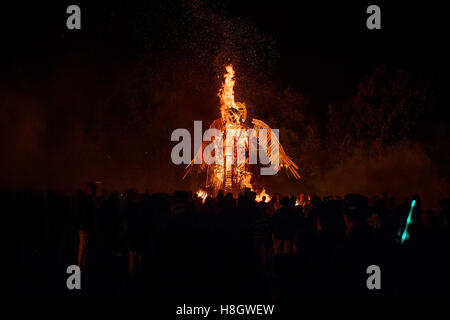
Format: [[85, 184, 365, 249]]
[[4, 185, 450, 297]]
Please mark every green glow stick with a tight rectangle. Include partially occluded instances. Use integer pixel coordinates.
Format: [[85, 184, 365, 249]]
[[400, 199, 416, 244]]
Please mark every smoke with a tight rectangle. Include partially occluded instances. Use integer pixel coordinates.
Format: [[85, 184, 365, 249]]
[[311, 143, 449, 209], [1, 0, 448, 209], [0, 87, 47, 188]]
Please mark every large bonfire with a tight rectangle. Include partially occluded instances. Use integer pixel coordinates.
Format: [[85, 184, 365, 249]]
[[185, 65, 300, 201]]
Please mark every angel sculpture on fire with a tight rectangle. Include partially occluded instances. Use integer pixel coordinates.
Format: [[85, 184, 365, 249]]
[[184, 65, 300, 197]]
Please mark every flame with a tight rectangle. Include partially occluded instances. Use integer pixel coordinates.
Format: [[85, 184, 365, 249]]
[[255, 188, 271, 203], [196, 190, 208, 203], [217, 65, 271, 200], [219, 65, 247, 128], [295, 194, 311, 206]]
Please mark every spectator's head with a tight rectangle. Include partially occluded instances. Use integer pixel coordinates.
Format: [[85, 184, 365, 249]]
[[344, 194, 369, 231], [173, 190, 186, 202], [47, 188, 57, 200], [421, 209, 438, 230], [289, 196, 296, 207], [86, 182, 97, 195], [321, 200, 344, 233], [439, 198, 450, 212], [125, 188, 139, 202], [108, 192, 119, 204], [280, 196, 290, 207]]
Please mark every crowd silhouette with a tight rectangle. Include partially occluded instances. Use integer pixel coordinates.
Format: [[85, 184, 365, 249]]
[[4, 183, 450, 297]]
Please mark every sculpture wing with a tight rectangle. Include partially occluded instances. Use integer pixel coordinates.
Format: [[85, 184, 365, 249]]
[[183, 118, 223, 179], [252, 119, 300, 179]]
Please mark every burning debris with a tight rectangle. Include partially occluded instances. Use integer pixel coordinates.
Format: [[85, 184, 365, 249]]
[[185, 65, 300, 199], [196, 189, 208, 203], [254, 188, 271, 203]]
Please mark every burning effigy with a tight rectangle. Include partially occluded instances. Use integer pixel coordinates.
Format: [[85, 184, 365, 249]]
[[185, 65, 300, 199]]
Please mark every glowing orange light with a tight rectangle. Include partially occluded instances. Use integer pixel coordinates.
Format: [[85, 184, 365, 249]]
[[185, 64, 300, 199], [196, 190, 208, 203], [255, 188, 271, 203]]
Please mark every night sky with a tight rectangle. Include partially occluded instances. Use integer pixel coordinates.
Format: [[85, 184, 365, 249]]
[[1, 1, 449, 207]]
